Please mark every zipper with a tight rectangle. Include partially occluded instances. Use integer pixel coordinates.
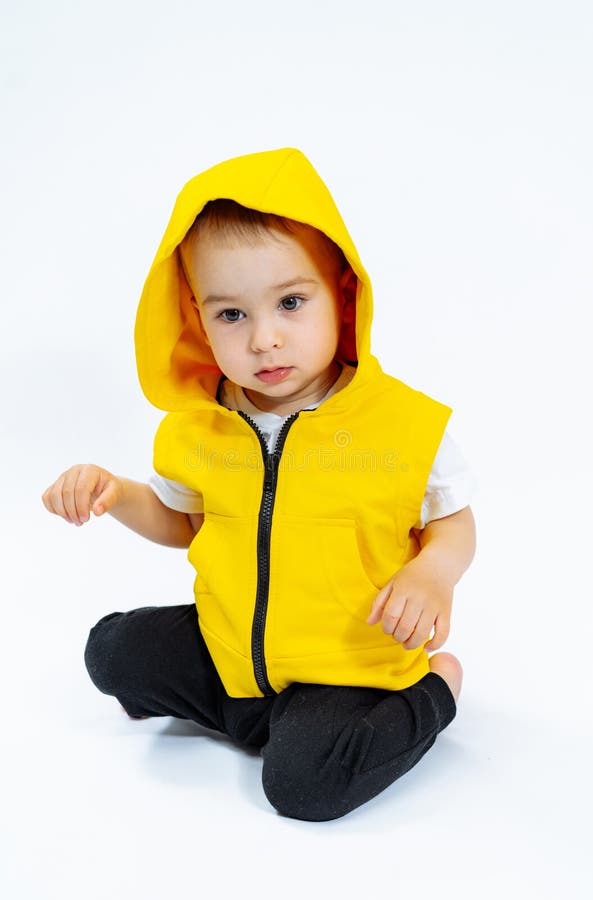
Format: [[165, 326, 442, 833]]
[[237, 410, 300, 695]]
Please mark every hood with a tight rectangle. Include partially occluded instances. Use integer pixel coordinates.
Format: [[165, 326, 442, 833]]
[[134, 147, 379, 411]]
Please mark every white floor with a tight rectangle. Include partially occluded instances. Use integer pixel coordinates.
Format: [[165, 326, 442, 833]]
[[3, 449, 591, 899]]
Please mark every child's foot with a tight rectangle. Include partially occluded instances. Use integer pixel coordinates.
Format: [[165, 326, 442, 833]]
[[120, 704, 150, 720], [428, 652, 463, 702]]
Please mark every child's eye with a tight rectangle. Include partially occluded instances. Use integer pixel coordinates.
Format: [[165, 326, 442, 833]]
[[218, 308, 245, 323], [280, 295, 304, 311]]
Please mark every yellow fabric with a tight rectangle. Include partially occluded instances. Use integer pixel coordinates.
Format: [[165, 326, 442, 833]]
[[135, 147, 453, 697]]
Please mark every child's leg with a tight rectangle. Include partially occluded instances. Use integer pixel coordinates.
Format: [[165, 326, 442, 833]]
[[83, 604, 228, 730], [260, 668, 458, 822]]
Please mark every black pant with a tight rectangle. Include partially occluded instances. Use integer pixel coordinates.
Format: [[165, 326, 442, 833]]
[[84, 603, 456, 821]]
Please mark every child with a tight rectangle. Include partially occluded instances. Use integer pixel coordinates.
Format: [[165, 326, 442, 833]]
[[42, 147, 477, 821]]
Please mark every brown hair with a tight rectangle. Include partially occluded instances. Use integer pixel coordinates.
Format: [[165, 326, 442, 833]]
[[181, 198, 349, 276]]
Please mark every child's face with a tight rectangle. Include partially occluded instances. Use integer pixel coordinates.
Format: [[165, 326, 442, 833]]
[[184, 223, 353, 415]]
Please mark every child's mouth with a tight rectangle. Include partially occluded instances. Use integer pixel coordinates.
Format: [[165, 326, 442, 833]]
[[255, 367, 293, 384]]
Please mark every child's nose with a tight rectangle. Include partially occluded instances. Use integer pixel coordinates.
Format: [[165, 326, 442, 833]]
[[249, 319, 284, 352]]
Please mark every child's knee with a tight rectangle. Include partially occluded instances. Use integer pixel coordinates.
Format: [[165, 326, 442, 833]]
[[261, 746, 357, 822], [260, 684, 377, 821], [261, 707, 369, 822], [83, 612, 129, 696]]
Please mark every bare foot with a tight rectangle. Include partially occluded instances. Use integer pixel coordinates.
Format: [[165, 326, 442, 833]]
[[429, 652, 463, 702]]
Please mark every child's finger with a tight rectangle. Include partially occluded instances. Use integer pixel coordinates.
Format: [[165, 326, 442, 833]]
[[403, 610, 435, 650], [424, 615, 450, 652], [366, 582, 392, 625], [75, 465, 102, 522], [41, 485, 56, 515], [389, 601, 421, 642], [61, 468, 86, 525], [379, 591, 410, 637], [43, 477, 74, 524], [41, 484, 63, 520], [92, 479, 118, 516]]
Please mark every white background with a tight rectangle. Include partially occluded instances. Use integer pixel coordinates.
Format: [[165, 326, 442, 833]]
[[2, 1, 592, 897]]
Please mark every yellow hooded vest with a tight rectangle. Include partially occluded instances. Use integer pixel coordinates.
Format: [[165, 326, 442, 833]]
[[135, 147, 452, 698]]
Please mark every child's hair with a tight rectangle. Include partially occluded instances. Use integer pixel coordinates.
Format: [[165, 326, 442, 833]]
[[181, 198, 349, 278]]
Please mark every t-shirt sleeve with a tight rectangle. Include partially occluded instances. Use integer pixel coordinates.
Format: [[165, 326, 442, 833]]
[[414, 431, 479, 529], [148, 473, 204, 514]]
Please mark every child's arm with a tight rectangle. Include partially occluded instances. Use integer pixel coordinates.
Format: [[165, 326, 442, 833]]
[[42, 464, 202, 548], [366, 505, 476, 652]]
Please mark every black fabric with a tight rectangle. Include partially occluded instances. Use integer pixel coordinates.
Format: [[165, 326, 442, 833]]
[[84, 603, 457, 821]]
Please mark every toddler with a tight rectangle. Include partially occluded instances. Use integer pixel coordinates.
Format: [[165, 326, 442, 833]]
[[42, 147, 477, 821]]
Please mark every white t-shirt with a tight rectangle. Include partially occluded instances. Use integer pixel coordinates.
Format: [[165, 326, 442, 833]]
[[148, 365, 478, 529]]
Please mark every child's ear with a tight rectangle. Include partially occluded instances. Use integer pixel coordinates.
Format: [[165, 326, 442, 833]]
[[339, 265, 357, 298], [339, 267, 357, 323]]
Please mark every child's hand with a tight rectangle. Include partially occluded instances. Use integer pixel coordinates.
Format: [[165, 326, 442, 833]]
[[41, 464, 123, 526], [366, 556, 453, 652]]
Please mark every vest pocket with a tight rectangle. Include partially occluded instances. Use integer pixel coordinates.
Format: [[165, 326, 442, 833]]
[[188, 512, 257, 592], [187, 513, 259, 659], [271, 515, 380, 628], [320, 518, 382, 622]]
